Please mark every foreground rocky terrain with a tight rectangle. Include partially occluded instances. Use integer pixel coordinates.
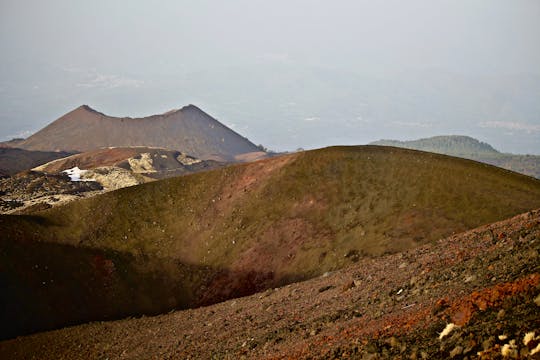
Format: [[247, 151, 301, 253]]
[[1, 209, 539, 359]]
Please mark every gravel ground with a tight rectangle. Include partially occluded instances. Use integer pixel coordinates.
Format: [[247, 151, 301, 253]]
[[1, 209, 539, 359]]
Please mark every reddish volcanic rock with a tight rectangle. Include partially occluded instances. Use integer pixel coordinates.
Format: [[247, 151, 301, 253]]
[[1, 209, 539, 359]]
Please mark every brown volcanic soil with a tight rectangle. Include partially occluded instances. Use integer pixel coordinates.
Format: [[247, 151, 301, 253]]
[[0, 138, 25, 148], [33, 147, 144, 172], [0, 148, 73, 176], [16, 105, 261, 161], [1, 210, 539, 359], [1, 146, 540, 341]]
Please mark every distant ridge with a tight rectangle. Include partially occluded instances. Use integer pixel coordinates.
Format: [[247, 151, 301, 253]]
[[370, 135, 498, 156], [370, 135, 540, 179], [16, 105, 261, 161]]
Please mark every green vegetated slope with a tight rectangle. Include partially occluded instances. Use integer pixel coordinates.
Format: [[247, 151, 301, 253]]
[[467, 153, 540, 179], [371, 135, 540, 178], [2, 145, 540, 338], [371, 135, 499, 157]]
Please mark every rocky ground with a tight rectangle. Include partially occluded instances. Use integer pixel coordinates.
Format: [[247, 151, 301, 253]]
[[0, 145, 230, 214], [33, 147, 225, 179], [1, 210, 539, 359], [0, 171, 102, 214]]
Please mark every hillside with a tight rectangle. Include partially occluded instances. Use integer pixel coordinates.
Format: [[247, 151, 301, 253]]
[[32, 147, 224, 179], [1, 209, 539, 359], [0, 138, 25, 149], [1, 145, 540, 339], [371, 136, 498, 156], [370, 135, 540, 178], [0, 171, 103, 214], [0, 147, 225, 215], [0, 148, 73, 177], [16, 105, 261, 161]]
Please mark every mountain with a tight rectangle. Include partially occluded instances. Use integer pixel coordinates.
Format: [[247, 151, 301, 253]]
[[0, 148, 73, 177], [1, 145, 540, 339], [1, 210, 539, 359], [0, 138, 25, 149], [4, 64, 540, 154], [16, 105, 261, 161], [370, 135, 540, 178]]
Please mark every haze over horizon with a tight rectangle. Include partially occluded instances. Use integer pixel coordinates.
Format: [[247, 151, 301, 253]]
[[1, 0, 540, 154]]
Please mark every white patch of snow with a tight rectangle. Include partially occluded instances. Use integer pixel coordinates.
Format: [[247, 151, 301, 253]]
[[63, 167, 95, 182]]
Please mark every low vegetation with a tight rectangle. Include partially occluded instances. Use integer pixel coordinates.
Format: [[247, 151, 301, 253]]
[[2, 208, 539, 359], [370, 135, 540, 178], [1, 145, 540, 338]]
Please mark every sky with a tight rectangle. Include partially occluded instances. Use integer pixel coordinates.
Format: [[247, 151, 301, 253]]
[[1, 0, 540, 153]]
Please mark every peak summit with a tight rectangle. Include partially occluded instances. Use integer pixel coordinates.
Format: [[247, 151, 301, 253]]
[[78, 105, 104, 116], [180, 104, 203, 113], [17, 104, 260, 159]]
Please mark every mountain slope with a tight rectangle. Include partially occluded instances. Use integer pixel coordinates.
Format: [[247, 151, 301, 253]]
[[32, 147, 224, 179], [0, 148, 73, 176], [1, 145, 540, 338], [16, 105, 260, 161], [370, 135, 540, 178], [1, 147, 225, 215], [1, 209, 539, 359]]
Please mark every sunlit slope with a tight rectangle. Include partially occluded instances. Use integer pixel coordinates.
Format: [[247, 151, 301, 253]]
[[2, 145, 540, 339], [4, 145, 540, 280]]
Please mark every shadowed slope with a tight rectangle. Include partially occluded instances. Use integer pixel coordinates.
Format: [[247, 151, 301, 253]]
[[1, 209, 539, 359], [17, 105, 260, 161], [0, 148, 73, 176], [1, 145, 540, 338], [0, 238, 216, 340]]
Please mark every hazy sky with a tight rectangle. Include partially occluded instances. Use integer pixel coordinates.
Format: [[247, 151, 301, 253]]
[[1, 0, 540, 153]]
